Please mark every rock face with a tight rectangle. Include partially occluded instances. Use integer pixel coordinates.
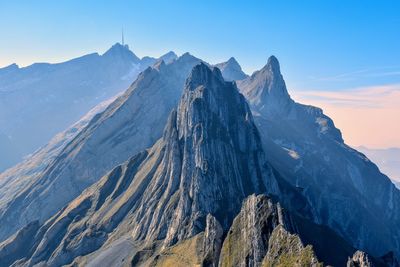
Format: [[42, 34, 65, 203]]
[[215, 57, 248, 81], [1, 55, 400, 266], [154, 63, 276, 245], [0, 43, 175, 171], [0, 221, 40, 267], [0, 53, 202, 242], [238, 56, 294, 118], [202, 214, 224, 265], [347, 251, 373, 267], [219, 194, 282, 267], [237, 56, 400, 259], [149, 214, 223, 267], [0, 63, 279, 266], [219, 194, 321, 267], [263, 225, 321, 267]]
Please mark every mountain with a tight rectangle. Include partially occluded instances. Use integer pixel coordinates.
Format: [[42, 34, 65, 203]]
[[141, 51, 178, 66], [0, 63, 361, 267], [357, 146, 400, 188], [215, 57, 248, 81], [0, 96, 116, 216], [238, 56, 296, 118], [0, 53, 202, 242], [151, 194, 325, 267], [1, 54, 400, 266], [0, 43, 174, 172], [159, 51, 179, 64], [219, 194, 321, 267], [237, 56, 400, 259]]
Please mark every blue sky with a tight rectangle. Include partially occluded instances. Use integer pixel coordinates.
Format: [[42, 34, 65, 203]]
[[0, 0, 399, 147], [0, 0, 399, 91]]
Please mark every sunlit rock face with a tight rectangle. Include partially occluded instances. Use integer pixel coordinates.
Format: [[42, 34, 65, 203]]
[[1, 54, 399, 266], [237, 56, 400, 259], [0, 53, 202, 242], [0, 63, 278, 266], [219, 194, 323, 267]]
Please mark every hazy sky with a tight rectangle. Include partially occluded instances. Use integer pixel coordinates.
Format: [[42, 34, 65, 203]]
[[0, 0, 399, 148], [292, 84, 400, 148]]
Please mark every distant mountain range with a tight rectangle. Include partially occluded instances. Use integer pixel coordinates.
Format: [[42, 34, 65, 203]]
[[0, 43, 177, 172], [0, 50, 399, 266]]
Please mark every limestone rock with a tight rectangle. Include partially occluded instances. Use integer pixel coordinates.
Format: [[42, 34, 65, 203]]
[[0, 63, 277, 266], [237, 56, 400, 259], [219, 194, 322, 267], [0, 53, 202, 242], [347, 251, 373, 267], [262, 225, 321, 267], [202, 214, 223, 266]]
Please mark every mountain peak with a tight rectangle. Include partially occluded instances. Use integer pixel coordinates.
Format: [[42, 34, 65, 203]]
[[224, 57, 243, 70], [237, 55, 291, 115], [180, 52, 194, 61], [173, 52, 202, 67], [215, 57, 248, 81], [0, 63, 19, 71], [185, 62, 224, 90], [264, 55, 281, 74], [160, 51, 178, 63], [0, 63, 19, 77], [102, 42, 140, 63], [1, 62, 276, 265], [104, 42, 128, 53], [166, 63, 276, 244], [227, 56, 239, 64], [164, 51, 177, 56]]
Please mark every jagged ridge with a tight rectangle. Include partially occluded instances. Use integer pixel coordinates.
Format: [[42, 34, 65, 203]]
[[0, 63, 278, 266], [1, 54, 399, 267], [237, 55, 400, 260], [0, 53, 202, 242], [215, 57, 248, 81]]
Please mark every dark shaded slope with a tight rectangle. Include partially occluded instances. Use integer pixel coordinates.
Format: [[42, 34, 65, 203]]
[[238, 55, 400, 259]]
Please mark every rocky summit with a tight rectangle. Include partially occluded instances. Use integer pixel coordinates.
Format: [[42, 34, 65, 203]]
[[238, 56, 400, 260], [0, 43, 151, 171], [215, 57, 248, 81], [0, 55, 399, 267], [0, 53, 201, 242], [0, 62, 280, 266]]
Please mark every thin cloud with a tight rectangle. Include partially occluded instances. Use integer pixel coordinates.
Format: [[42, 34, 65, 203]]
[[312, 66, 400, 82], [291, 84, 400, 148], [293, 84, 400, 109]]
